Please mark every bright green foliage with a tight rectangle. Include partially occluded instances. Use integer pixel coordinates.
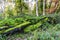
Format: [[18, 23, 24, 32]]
[[24, 16, 47, 24], [15, 0, 23, 13], [15, 0, 28, 15], [0, 15, 59, 40], [0, 18, 16, 26], [0, 15, 56, 34]]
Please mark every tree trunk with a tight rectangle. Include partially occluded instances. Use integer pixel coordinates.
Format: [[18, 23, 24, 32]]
[[36, 0, 38, 16], [43, 0, 45, 15]]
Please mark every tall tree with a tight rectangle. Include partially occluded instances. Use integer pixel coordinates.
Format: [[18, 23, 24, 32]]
[[33, 0, 43, 16], [43, 0, 45, 15], [36, 0, 39, 16]]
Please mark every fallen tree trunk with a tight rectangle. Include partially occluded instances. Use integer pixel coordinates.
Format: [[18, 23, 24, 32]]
[[3, 22, 31, 34], [24, 18, 48, 33]]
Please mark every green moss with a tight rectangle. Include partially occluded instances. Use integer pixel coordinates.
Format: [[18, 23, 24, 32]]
[[24, 21, 42, 32], [0, 26, 8, 30], [4, 22, 30, 33]]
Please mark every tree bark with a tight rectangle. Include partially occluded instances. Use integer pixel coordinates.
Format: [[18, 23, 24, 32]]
[[36, 0, 38, 16], [43, 0, 45, 15]]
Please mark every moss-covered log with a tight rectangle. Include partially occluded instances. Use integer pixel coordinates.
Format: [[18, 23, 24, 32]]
[[3, 22, 31, 33], [0, 26, 8, 30], [24, 18, 49, 32], [24, 21, 42, 33]]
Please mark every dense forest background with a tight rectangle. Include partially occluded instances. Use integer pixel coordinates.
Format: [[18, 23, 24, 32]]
[[0, 0, 60, 40]]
